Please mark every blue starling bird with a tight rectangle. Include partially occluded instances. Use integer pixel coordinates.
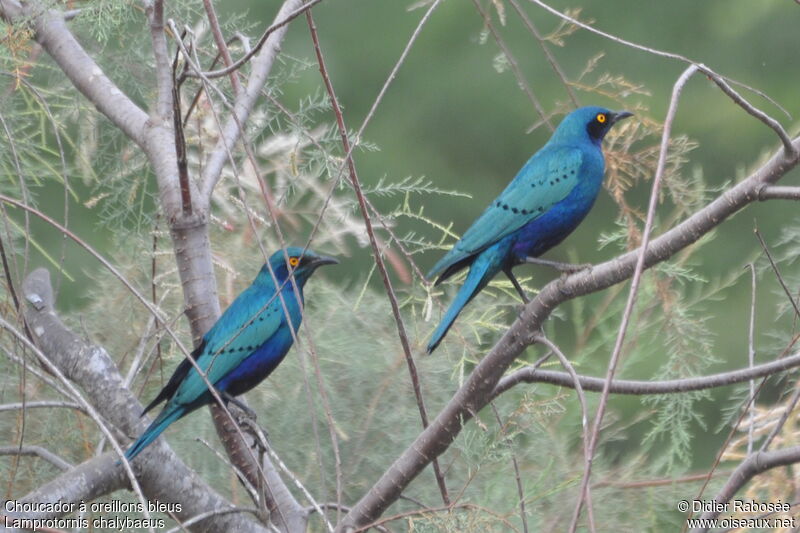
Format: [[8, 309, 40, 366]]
[[426, 106, 632, 353], [124, 247, 337, 461]]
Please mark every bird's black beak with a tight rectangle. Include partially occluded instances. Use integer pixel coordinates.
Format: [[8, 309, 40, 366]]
[[610, 110, 634, 125], [309, 255, 339, 269]]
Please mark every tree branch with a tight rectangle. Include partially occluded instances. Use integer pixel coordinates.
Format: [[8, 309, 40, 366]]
[[338, 122, 800, 532], [690, 446, 800, 532], [0, 445, 72, 471], [146, 0, 172, 119], [758, 185, 800, 201], [490, 351, 800, 397], [199, 0, 306, 199]]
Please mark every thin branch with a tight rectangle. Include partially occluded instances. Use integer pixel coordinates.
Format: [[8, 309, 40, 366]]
[[305, 7, 450, 507], [508, 0, 579, 107], [0, 445, 72, 471], [705, 72, 796, 156], [593, 471, 731, 489], [471, 0, 553, 131], [573, 64, 699, 528], [171, 41, 192, 216], [755, 228, 800, 319], [164, 507, 261, 533], [490, 404, 529, 533], [0, 401, 85, 414], [188, 0, 326, 80], [526, 0, 796, 153], [534, 335, 594, 533], [758, 185, 800, 200], [747, 264, 756, 455], [760, 376, 800, 454], [492, 351, 800, 397], [201, 0, 243, 94]]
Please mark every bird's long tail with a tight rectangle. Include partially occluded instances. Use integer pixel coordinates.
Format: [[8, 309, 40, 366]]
[[427, 252, 501, 354], [123, 405, 185, 462]]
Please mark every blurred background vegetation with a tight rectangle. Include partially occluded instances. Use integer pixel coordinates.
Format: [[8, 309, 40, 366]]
[[2, 0, 799, 530]]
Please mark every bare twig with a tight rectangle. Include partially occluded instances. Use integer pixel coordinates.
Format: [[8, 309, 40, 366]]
[[705, 72, 796, 156], [491, 351, 800, 397], [0, 401, 85, 414], [534, 335, 594, 533], [593, 471, 730, 489], [572, 64, 699, 529], [746, 264, 756, 455], [755, 228, 800, 319], [201, 0, 243, 94], [164, 507, 261, 533], [526, 0, 796, 152], [305, 7, 451, 507], [490, 404, 529, 533], [189, 0, 327, 80], [472, 0, 553, 131], [0, 445, 72, 471], [508, 0, 579, 107], [758, 185, 800, 201]]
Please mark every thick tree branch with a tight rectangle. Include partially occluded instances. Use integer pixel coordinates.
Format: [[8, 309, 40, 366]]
[[17, 268, 271, 533], [338, 129, 800, 531]]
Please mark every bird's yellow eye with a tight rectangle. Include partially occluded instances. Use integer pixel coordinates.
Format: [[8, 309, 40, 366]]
[[289, 257, 300, 267], [596, 113, 607, 124]]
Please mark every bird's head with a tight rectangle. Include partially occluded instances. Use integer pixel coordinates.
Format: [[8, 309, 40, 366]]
[[550, 106, 633, 147], [256, 247, 338, 286]]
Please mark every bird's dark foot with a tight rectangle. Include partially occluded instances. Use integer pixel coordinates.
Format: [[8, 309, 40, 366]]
[[525, 256, 592, 274], [221, 392, 258, 422], [503, 268, 530, 303], [239, 416, 272, 448]]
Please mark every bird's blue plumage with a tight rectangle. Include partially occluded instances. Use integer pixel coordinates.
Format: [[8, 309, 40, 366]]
[[124, 247, 337, 461], [427, 106, 632, 353]]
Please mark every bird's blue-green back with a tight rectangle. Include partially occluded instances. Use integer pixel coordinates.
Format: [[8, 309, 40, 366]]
[[170, 280, 296, 406], [428, 146, 585, 279]]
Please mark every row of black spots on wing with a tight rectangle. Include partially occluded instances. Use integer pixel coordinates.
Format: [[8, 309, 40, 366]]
[[495, 200, 530, 216]]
